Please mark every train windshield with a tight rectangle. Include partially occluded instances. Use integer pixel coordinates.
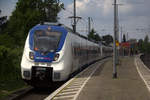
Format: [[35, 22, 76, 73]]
[[34, 30, 62, 53]]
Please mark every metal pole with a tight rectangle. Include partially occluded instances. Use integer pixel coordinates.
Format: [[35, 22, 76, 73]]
[[116, 4, 119, 65], [121, 26, 123, 56], [121, 26, 122, 42], [127, 32, 128, 41], [113, 0, 117, 78], [116, 5, 119, 42], [74, 0, 76, 33], [88, 17, 91, 34], [115, 1, 118, 73]]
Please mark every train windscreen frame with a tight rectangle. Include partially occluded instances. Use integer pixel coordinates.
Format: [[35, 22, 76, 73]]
[[34, 29, 62, 53]]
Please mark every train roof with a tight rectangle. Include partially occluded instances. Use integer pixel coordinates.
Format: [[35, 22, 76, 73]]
[[39, 22, 99, 45]]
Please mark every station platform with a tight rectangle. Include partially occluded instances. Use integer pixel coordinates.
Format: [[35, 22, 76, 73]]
[[76, 57, 150, 100]]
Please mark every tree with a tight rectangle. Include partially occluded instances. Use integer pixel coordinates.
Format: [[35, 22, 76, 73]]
[[143, 35, 150, 53], [123, 34, 126, 42], [44, 0, 64, 22], [4, 0, 64, 46], [95, 33, 101, 42], [87, 28, 101, 42], [0, 16, 7, 26], [0, 0, 64, 80], [102, 35, 113, 45], [88, 28, 96, 40], [144, 35, 149, 43], [0, 10, 7, 33], [138, 39, 144, 52], [138, 39, 143, 47], [138, 35, 150, 53]]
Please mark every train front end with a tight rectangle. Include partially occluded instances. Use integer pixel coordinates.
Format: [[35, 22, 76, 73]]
[[21, 24, 68, 86]]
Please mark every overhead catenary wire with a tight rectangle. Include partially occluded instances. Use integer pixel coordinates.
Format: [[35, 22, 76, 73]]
[[77, 20, 88, 34]]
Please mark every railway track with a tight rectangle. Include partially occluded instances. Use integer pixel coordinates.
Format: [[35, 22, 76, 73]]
[[15, 85, 62, 100], [140, 54, 150, 69], [12, 58, 109, 100]]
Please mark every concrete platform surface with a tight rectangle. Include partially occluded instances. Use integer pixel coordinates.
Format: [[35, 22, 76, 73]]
[[77, 57, 150, 100]]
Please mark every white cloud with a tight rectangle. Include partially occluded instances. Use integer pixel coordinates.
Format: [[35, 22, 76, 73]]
[[59, 0, 150, 39], [103, 0, 113, 15], [66, 0, 114, 16], [120, 4, 133, 14]]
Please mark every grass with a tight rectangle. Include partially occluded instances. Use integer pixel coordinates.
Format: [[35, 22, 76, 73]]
[[0, 46, 28, 99], [0, 77, 27, 99]]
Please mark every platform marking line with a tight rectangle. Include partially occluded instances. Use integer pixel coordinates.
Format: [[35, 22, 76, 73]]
[[68, 84, 83, 87], [61, 88, 79, 92], [44, 58, 109, 100], [135, 57, 150, 93], [52, 62, 101, 100], [44, 77, 75, 100], [65, 86, 81, 89], [71, 83, 84, 86], [56, 91, 77, 96], [55, 93, 76, 98], [53, 95, 74, 100], [73, 62, 101, 100], [44, 66, 91, 100]]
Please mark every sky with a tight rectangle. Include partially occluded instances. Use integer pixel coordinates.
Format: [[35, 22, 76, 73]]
[[0, 0, 150, 41], [0, 0, 17, 17]]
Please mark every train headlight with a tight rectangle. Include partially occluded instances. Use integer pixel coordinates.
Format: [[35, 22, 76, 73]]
[[29, 51, 34, 60], [54, 53, 59, 61]]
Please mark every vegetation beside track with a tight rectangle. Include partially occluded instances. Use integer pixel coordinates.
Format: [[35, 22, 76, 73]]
[[0, 79, 27, 99], [0, 0, 63, 99], [0, 47, 27, 99], [138, 35, 150, 54]]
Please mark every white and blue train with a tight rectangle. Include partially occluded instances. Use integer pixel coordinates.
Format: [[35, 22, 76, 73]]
[[21, 23, 112, 87]]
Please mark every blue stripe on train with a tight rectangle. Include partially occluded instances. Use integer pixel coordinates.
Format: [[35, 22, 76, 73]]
[[29, 24, 68, 62]]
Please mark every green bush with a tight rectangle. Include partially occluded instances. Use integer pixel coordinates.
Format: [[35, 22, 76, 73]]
[[138, 35, 150, 54], [0, 45, 23, 80]]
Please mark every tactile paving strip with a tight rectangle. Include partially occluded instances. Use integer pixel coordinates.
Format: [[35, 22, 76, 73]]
[[45, 59, 109, 100]]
